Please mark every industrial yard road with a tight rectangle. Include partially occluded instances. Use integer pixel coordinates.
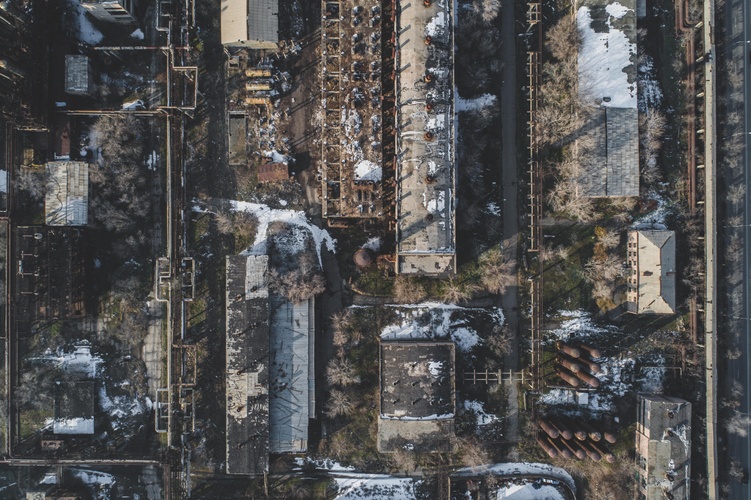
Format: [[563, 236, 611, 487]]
[[500, 0, 520, 443], [721, 0, 751, 495]]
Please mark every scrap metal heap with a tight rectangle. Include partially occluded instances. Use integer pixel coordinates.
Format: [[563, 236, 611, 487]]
[[321, 0, 385, 219], [394, 0, 456, 275]]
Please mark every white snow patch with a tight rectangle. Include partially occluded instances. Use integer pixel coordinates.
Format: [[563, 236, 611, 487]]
[[54, 417, 94, 435], [632, 190, 669, 229], [70, 469, 115, 499], [130, 28, 145, 40], [69, 0, 104, 46], [485, 201, 501, 216], [455, 93, 497, 112], [423, 190, 446, 215], [354, 160, 382, 182], [335, 474, 416, 500], [464, 400, 499, 426], [496, 483, 565, 500], [454, 463, 576, 494], [425, 11, 446, 37], [363, 237, 382, 251], [428, 361, 444, 377], [279, 199, 288, 206], [427, 113, 446, 131], [146, 150, 159, 171], [228, 200, 337, 267], [263, 149, 288, 164], [606, 2, 632, 19], [0, 170, 7, 193], [122, 99, 144, 110], [548, 310, 617, 341], [451, 327, 481, 352], [577, 6, 637, 108]]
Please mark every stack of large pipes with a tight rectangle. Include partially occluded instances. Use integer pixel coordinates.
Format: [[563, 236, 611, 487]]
[[555, 341, 602, 389], [537, 416, 617, 462]]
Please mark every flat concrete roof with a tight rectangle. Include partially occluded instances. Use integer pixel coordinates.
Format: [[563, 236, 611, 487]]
[[225, 255, 270, 476], [627, 230, 676, 314], [378, 340, 455, 453], [45, 161, 88, 226], [395, 0, 456, 274], [636, 395, 691, 500]]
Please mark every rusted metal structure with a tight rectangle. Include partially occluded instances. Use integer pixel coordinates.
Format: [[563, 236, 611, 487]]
[[321, 0, 385, 220]]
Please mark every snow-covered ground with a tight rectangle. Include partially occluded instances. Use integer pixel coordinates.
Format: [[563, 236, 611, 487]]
[[334, 474, 416, 500], [379, 303, 505, 353], [464, 400, 499, 426], [496, 483, 565, 500], [577, 3, 637, 108], [354, 160, 382, 182], [71, 469, 115, 500], [542, 310, 668, 411], [632, 189, 670, 229], [227, 200, 336, 266], [453, 463, 576, 494], [637, 54, 663, 112], [67, 0, 104, 45], [455, 93, 497, 112]]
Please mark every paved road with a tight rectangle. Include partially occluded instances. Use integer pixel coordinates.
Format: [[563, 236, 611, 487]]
[[500, 0, 520, 443], [721, 0, 751, 495], [500, 0, 519, 372]]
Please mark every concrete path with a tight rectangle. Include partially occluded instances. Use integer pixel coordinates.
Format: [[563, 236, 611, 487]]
[[500, 0, 519, 372], [142, 300, 165, 399]]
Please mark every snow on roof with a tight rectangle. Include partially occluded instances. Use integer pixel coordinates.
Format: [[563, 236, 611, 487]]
[[334, 474, 416, 500], [379, 303, 504, 353], [354, 160, 382, 183], [53, 417, 94, 435], [577, 3, 637, 108], [69, 0, 104, 46]]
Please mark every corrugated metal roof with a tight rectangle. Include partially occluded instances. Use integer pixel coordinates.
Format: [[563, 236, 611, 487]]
[[221, 0, 278, 46], [45, 161, 88, 226]]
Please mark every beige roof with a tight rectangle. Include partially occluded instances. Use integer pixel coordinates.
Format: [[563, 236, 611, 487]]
[[221, 0, 248, 45], [628, 230, 676, 314]]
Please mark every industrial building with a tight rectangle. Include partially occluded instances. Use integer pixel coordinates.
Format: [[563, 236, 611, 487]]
[[320, 0, 385, 219], [225, 255, 270, 476], [576, 0, 639, 198], [269, 297, 315, 453], [626, 230, 676, 314], [394, 0, 456, 274], [15, 226, 88, 322], [377, 341, 455, 453], [45, 161, 89, 227], [635, 395, 691, 500], [64, 55, 93, 96], [221, 0, 279, 49], [81, 0, 139, 25], [225, 255, 316, 473]]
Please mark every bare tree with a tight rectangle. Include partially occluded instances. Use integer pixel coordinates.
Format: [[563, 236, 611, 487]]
[[457, 437, 490, 467], [15, 168, 48, 199], [545, 16, 579, 63], [394, 277, 427, 304], [326, 359, 360, 386], [726, 412, 751, 438], [326, 389, 355, 418], [581, 254, 623, 284], [478, 246, 515, 295], [391, 448, 416, 474], [441, 278, 475, 303]]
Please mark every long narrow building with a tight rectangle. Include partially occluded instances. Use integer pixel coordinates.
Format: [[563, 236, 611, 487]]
[[225, 255, 270, 476], [394, 0, 456, 275]]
